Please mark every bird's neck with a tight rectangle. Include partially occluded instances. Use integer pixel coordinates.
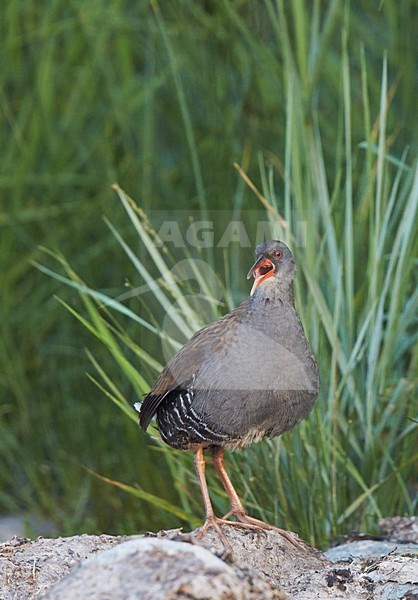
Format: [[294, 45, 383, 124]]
[[251, 280, 295, 308]]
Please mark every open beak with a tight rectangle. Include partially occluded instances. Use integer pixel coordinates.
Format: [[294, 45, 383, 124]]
[[247, 255, 275, 295]]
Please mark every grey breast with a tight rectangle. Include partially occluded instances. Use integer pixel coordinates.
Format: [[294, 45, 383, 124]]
[[191, 300, 319, 439]]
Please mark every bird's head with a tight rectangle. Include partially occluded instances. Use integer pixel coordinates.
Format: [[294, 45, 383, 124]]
[[247, 240, 296, 296]]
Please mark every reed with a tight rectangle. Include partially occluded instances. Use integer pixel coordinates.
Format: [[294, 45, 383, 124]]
[[1, 0, 416, 546]]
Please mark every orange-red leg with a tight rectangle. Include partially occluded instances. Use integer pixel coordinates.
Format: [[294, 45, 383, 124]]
[[193, 447, 233, 553], [211, 447, 305, 551], [193, 447, 276, 554]]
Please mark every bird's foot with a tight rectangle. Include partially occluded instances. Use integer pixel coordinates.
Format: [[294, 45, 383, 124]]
[[195, 512, 306, 555], [195, 515, 234, 556], [196, 514, 274, 556], [222, 510, 306, 551]]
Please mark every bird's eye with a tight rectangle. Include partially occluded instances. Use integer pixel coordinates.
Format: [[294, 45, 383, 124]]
[[274, 250, 283, 259]]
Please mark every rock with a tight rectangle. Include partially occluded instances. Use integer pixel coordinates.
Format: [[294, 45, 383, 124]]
[[363, 555, 418, 600], [0, 534, 128, 599], [43, 537, 285, 600], [325, 539, 418, 562], [0, 521, 417, 599], [325, 524, 418, 600], [198, 525, 362, 599], [379, 517, 418, 544], [0, 528, 364, 599]]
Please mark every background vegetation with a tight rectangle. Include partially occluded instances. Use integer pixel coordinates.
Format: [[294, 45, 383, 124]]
[[1, 0, 416, 548]]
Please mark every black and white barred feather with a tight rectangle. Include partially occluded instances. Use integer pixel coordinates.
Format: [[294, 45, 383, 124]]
[[137, 378, 232, 450]]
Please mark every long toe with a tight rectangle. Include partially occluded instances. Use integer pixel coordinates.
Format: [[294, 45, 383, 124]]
[[195, 516, 234, 556], [231, 512, 306, 551]]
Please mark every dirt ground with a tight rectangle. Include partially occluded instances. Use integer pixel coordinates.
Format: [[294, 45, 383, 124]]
[[0, 518, 417, 599]]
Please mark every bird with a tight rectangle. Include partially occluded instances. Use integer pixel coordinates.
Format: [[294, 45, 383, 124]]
[[138, 240, 320, 553]]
